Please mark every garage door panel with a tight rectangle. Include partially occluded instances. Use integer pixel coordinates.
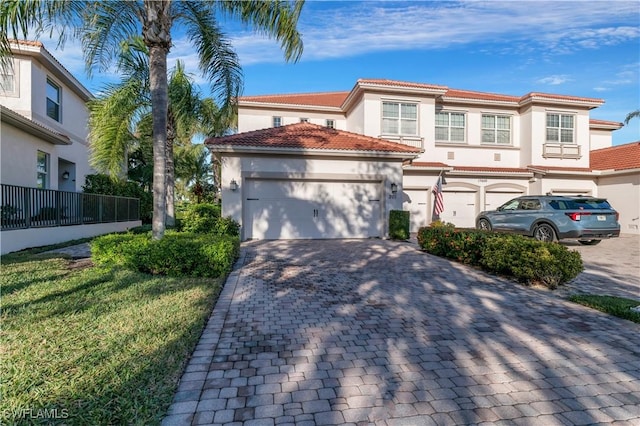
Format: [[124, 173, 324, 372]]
[[403, 189, 429, 232], [246, 180, 381, 239], [439, 191, 476, 228]]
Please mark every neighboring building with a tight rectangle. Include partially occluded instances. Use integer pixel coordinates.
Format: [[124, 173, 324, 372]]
[[590, 142, 640, 235], [207, 78, 637, 240], [0, 40, 140, 254], [1, 40, 93, 191]]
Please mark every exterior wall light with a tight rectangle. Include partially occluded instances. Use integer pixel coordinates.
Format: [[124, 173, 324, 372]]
[[62, 171, 70, 180], [230, 179, 238, 191], [390, 183, 398, 194]]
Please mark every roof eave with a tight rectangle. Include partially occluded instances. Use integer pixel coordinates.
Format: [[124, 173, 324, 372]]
[[1, 106, 71, 145], [238, 101, 343, 113], [449, 170, 533, 177], [519, 96, 604, 110], [439, 96, 519, 107], [206, 144, 421, 160]]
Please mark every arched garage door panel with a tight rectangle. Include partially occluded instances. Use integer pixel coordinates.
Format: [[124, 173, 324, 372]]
[[484, 191, 524, 212], [245, 180, 382, 239], [403, 189, 429, 232], [439, 190, 477, 228]]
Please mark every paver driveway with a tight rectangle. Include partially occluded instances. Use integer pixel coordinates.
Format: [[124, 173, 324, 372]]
[[164, 239, 640, 426]]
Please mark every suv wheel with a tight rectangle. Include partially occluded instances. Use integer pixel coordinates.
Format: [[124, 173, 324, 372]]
[[478, 218, 492, 231], [578, 239, 601, 245], [533, 223, 557, 242]]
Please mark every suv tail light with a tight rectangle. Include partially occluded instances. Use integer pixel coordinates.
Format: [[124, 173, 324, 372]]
[[615, 211, 619, 221], [566, 212, 592, 221]]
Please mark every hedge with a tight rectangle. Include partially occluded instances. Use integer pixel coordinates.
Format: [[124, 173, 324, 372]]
[[417, 224, 583, 289], [91, 232, 239, 278], [389, 210, 410, 240]]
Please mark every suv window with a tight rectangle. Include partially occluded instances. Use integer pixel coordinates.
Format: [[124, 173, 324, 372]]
[[549, 198, 612, 210], [519, 199, 541, 210], [500, 199, 520, 211]]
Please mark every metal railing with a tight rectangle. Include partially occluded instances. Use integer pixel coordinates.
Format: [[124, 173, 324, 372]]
[[1, 184, 140, 231]]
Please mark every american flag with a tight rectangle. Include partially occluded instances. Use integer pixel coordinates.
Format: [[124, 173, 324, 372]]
[[432, 176, 444, 218]]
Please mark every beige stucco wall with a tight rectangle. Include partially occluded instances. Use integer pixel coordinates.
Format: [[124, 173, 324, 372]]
[[590, 129, 614, 151], [0, 220, 141, 254], [236, 106, 346, 133], [596, 172, 640, 235]]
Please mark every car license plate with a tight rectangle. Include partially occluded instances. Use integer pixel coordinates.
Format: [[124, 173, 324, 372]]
[[597, 215, 606, 221]]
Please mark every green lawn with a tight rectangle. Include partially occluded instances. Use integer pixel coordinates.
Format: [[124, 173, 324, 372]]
[[568, 294, 640, 324], [1, 250, 223, 425]]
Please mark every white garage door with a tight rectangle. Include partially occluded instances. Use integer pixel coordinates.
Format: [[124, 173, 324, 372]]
[[245, 179, 382, 239], [403, 189, 429, 232], [439, 190, 477, 228], [484, 191, 524, 212]]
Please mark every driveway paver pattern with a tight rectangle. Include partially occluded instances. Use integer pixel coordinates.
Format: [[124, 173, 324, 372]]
[[164, 238, 640, 425]]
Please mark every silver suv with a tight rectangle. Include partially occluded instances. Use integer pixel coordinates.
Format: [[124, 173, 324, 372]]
[[476, 195, 620, 245]]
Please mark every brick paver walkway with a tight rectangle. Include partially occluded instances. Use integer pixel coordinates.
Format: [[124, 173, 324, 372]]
[[163, 239, 640, 425]]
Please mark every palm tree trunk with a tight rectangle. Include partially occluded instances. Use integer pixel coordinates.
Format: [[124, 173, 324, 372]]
[[165, 114, 176, 227], [144, 0, 172, 240]]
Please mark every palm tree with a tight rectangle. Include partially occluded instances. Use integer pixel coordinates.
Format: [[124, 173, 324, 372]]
[[625, 110, 640, 125], [174, 143, 215, 203], [89, 37, 227, 226], [0, 0, 304, 239]]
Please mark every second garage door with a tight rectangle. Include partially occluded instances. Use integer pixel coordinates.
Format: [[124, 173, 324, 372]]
[[245, 179, 382, 239]]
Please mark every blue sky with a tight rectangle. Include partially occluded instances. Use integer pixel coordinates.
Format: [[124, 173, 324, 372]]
[[45, 0, 639, 145]]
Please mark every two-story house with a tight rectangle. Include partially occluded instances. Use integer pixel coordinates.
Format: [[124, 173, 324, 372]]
[[1, 40, 93, 191], [0, 40, 140, 254], [206, 78, 635, 240]]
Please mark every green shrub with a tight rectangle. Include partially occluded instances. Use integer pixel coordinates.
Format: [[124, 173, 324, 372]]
[[91, 232, 239, 278], [389, 210, 410, 240], [214, 216, 241, 237], [416, 226, 583, 288], [181, 203, 221, 233]]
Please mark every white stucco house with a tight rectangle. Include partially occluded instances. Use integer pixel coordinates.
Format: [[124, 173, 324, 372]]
[[209, 78, 637, 240], [0, 40, 140, 254]]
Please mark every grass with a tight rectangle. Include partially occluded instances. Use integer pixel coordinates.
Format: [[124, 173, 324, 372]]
[[1, 250, 223, 425], [568, 294, 640, 324]]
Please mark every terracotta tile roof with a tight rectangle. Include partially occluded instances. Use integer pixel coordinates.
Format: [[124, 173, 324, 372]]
[[408, 161, 450, 168], [453, 166, 531, 173], [528, 165, 593, 172], [357, 78, 448, 91], [589, 119, 624, 129], [239, 91, 349, 108], [9, 39, 43, 47], [520, 92, 604, 105], [206, 122, 421, 153], [443, 89, 519, 103], [590, 142, 640, 171]]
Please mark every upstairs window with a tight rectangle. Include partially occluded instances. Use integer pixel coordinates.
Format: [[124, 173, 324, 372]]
[[435, 111, 465, 142], [482, 114, 511, 144], [272, 116, 281, 127], [300, 117, 309, 123], [547, 113, 574, 143], [325, 119, 335, 129], [382, 102, 417, 135], [46, 79, 61, 122], [37, 151, 49, 189], [0, 60, 16, 95]]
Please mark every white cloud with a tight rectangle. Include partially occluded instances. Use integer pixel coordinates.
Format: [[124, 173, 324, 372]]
[[537, 75, 572, 85]]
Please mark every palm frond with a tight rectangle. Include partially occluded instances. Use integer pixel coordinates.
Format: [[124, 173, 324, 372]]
[[624, 110, 640, 125]]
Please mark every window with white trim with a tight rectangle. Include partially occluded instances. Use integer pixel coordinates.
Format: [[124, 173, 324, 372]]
[[435, 111, 465, 142], [272, 116, 281, 127], [37, 151, 49, 189], [382, 102, 417, 135], [482, 114, 511, 144], [325, 119, 335, 129], [300, 117, 309, 123], [546, 113, 574, 143], [0, 60, 16, 95], [46, 79, 61, 122]]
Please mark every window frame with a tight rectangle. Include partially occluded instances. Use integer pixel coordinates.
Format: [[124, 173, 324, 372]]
[[46, 78, 61, 122], [435, 111, 466, 143], [0, 59, 18, 97], [272, 116, 282, 127], [37, 151, 50, 189], [325, 119, 335, 129], [299, 117, 309, 123], [481, 114, 512, 145], [546, 112, 575, 143], [381, 101, 418, 136]]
